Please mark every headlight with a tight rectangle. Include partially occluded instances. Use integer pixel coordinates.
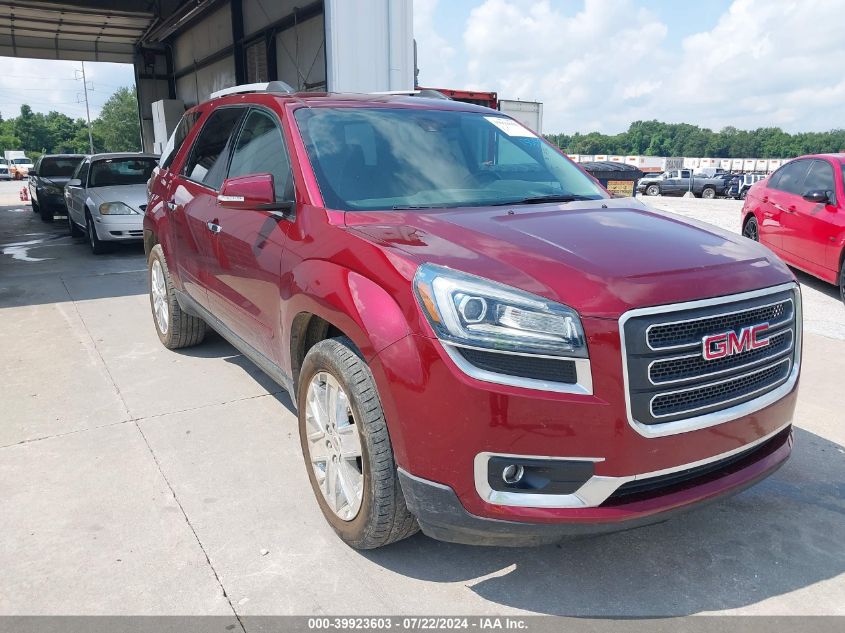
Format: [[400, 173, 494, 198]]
[[414, 263, 587, 357], [99, 202, 137, 215]]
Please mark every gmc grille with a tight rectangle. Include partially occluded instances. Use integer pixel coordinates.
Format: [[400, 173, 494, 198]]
[[622, 287, 798, 427]]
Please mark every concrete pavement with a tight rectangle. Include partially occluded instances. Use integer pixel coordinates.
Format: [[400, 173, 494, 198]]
[[1, 181, 843, 617]]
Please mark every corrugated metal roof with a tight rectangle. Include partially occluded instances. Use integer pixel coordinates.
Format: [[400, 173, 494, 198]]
[[0, 1, 156, 62]]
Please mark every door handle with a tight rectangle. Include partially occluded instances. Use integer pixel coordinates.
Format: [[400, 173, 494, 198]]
[[787, 205, 797, 213], [762, 196, 768, 203], [207, 221, 222, 234], [165, 201, 177, 212]]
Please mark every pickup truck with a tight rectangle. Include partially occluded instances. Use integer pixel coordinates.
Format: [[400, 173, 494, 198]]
[[646, 169, 732, 199]]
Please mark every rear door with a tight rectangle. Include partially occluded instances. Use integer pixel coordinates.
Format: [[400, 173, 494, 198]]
[[208, 107, 296, 359], [170, 107, 246, 309]]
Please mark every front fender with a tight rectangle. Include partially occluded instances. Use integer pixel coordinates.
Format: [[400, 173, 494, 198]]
[[284, 259, 413, 365]]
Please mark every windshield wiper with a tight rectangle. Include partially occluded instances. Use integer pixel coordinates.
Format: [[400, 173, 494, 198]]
[[391, 204, 440, 210], [492, 194, 598, 206]]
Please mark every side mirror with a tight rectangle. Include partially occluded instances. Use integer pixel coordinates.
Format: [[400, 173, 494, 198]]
[[66, 179, 81, 187], [29, 169, 37, 177], [217, 173, 276, 209], [802, 189, 832, 204]]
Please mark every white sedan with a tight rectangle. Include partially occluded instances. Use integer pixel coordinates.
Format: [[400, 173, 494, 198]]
[[65, 153, 158, 254]]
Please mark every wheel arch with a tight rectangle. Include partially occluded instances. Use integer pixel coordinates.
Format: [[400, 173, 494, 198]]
[[285, 261, 414, 395]]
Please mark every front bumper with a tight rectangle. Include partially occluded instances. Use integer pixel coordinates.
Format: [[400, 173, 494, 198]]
[[94, 214, 144, 241], [370, 302, 798, 535], [398, 426, 792, 546]]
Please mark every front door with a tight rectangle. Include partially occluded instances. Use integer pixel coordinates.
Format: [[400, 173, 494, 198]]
[[65, 159, 90, 225], [781, 158, 840, 280], [207, 107, 296, 360]]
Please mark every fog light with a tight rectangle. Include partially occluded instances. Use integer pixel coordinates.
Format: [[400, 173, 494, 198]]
[[502, 464, 525, 485]]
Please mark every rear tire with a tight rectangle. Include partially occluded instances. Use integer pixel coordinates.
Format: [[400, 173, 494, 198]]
[[646, 184, 660, 196], [702, 187, 716, 199], [298, 337, 419, 549], [839, 264, 845, 307], [148, 244, 207, 349]]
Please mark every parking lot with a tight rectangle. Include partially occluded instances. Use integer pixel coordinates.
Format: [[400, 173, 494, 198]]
[[1, 178, 844, 617]]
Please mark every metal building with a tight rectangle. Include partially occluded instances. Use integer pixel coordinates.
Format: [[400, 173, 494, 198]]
[[0, 0, 415, 150]]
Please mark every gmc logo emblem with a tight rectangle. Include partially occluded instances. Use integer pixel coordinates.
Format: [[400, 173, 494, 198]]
[[702, 323, 770, 360]]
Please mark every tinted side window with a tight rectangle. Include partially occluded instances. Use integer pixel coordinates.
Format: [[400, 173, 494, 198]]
[[161, 111, 200, 169], [771, 160, 811, 195], [228, 109, 293, 200], [182, 108, 245, 189], [803, 160, 836, 198]]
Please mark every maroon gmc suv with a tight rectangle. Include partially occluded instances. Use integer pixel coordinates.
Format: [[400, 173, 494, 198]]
[[144, 84, 801, 549]]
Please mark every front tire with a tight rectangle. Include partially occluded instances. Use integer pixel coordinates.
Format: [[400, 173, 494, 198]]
[[646, 184, 660, 196], [298, 337, 418, 549], [743, 215, 759, 241], [148, 244, 207, 349], [86, 211, 107, 254], [67, 211, 83, 237]]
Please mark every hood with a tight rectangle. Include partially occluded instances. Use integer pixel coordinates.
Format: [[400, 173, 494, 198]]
[[88, 184, 148, 212], [345, 197, 793, 319]]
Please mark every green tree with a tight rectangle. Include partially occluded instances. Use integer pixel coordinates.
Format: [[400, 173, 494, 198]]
[[96, 86, 141, 152]]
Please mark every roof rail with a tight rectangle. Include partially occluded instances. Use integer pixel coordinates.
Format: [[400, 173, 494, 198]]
[[209, 81, 295, 99], [371, 89, 450, 100]]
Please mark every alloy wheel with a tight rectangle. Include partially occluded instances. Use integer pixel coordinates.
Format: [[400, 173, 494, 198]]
[[304, 371, 364, 521], [150, 259, 169, 335]]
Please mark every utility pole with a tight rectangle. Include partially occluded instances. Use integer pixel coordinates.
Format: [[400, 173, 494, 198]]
[[76, 61, 94, 154]]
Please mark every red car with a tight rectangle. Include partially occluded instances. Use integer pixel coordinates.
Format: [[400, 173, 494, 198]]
[[742, 154, 845, 302], [144, 83, 800, 548]]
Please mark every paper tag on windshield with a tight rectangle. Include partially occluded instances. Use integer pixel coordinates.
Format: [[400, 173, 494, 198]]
[[484, 116, 535, 137]]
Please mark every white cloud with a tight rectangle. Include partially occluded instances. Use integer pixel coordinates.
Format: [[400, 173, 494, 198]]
[[670, 0, 845, 132], [443, 0, 844, 133], [461, 0, 669, 132]]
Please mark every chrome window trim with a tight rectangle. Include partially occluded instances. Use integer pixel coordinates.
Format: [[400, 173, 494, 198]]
[[619, 282, 801, 438], [473, 419, 791, 508], [442, 342, 593, 395], [644, 297, 794, 351], [647, 328, 794, 386], [649, 357, 792, 419]]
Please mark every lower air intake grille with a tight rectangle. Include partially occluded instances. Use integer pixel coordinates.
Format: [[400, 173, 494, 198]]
[[457, 347, 577, 384]]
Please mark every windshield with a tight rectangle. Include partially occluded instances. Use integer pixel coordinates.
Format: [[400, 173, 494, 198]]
[[40, 157, 83, 177], [294, 107, 606, 211], [89, 157, 157, 187], [13, 158, 30, 164]]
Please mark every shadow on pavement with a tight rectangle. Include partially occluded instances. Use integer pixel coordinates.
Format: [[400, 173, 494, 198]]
[[175, 330, 297, 414], [363, 426, 845, 616], [792, 268, 840, 301]]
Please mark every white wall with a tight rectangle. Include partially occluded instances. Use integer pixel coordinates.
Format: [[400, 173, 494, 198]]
[[324, 0, 414, 93]]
